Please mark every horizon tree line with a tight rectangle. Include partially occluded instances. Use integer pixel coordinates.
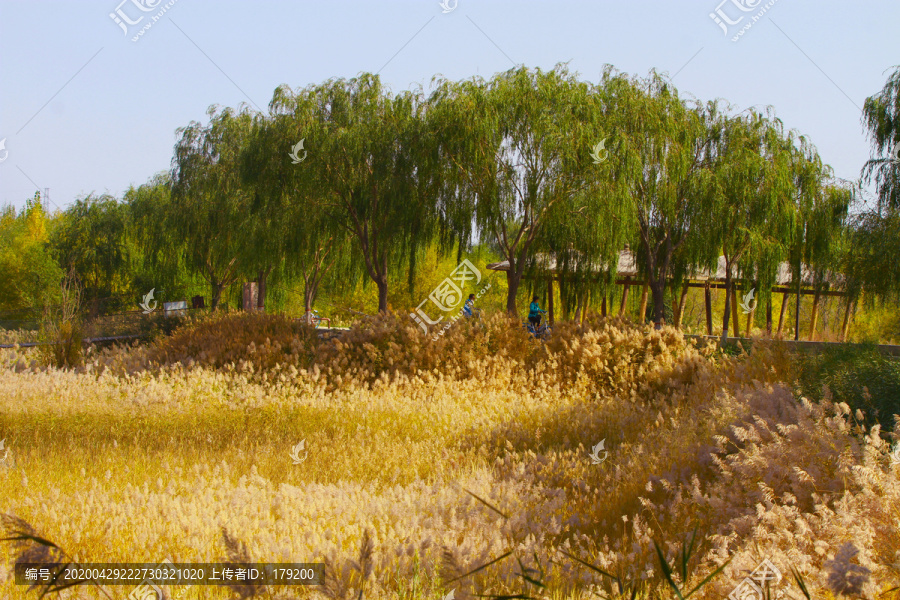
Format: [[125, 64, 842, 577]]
[[2, 63, 899, 331]]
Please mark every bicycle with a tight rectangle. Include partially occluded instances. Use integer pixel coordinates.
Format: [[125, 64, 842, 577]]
[[301, 310, 331, 329], [524, 320, 551, 340]]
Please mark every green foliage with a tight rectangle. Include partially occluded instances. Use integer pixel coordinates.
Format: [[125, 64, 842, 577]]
[[795, 343, 900, 432], [652, 528, 732, 599], [302, 74, 441, 313], [601, 68, 720, 325], [850, 301, 900, 344], [49, 193, 130, 310], [170, 105, 259, 309], [861, 65, 900, 212], [432, 64, 620, 316], [7, 66, 898, 342], [0, 194, 63, 322], [843, 210, 900, 303]]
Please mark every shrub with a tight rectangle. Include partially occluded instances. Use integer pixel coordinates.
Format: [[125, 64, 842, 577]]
[[37, 269, 84, 369], [795, 342, 900, 431], [148, 310, 319, 373]]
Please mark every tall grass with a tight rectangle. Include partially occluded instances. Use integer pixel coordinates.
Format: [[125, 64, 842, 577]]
[[0, 313, 897, 599]]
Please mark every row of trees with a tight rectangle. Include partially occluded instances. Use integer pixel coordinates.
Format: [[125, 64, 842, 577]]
[[3, 64, 898, 331]]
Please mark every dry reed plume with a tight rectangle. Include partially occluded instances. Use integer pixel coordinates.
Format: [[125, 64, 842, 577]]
[[0, 312, 897, 599]]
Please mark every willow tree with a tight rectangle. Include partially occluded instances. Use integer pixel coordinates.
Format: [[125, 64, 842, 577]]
[[431, 65, 614, 317], [240, 84, 352, 314], [862, 66, 900, 212], [537, 75, 635, 320], [782, 133, 850, 339], [234, 109, 284, 311], [708, 108, 796, 339], [124, 172, 196, 301], [851, 66, 900, 305], [50, 193, 129, 315], [305, 74, 439, 314], [603, 69, 717, 327], [170, 105, 257, 309]]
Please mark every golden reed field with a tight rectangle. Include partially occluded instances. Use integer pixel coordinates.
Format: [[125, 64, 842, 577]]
[[0, 313, 898, 599]]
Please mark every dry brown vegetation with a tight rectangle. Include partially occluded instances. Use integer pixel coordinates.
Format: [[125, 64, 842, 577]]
[[0, 312, 898, 599]]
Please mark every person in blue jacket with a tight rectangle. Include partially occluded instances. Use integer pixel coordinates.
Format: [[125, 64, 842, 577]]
[[528, 296, 546, 328], [463, 294, 479, 318]]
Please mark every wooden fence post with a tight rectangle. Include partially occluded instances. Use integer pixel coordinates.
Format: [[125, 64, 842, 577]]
[[777, 291, 790, 335], [809, 291, 821, 341]]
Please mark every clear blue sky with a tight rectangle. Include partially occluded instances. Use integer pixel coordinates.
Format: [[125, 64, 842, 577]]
[[0, 0, 897, 212]]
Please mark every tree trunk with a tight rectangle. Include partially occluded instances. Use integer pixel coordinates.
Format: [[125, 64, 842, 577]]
[[721, 275, 733, 342], [376, 277, 389, 314], [303, 276, 315, 313], [211, 282, 225, 311], [583, 291, 590, 324], [731, 289, 740, 339], [794, 271, 802, 341], [840, 297, 854, 341], [650, 278, 666, 329], [745, 300, 754, 337], [256, 269, 268, 313], [505, 269, 523, 317], [89, 296, 102, 321], [638, 281, 649, 323], [547, 276, 554, 325], [704, 283, 713, 335], [601, 294, 607, 318], [766, 298, 773, 336], [674, 283, 689, 329]]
